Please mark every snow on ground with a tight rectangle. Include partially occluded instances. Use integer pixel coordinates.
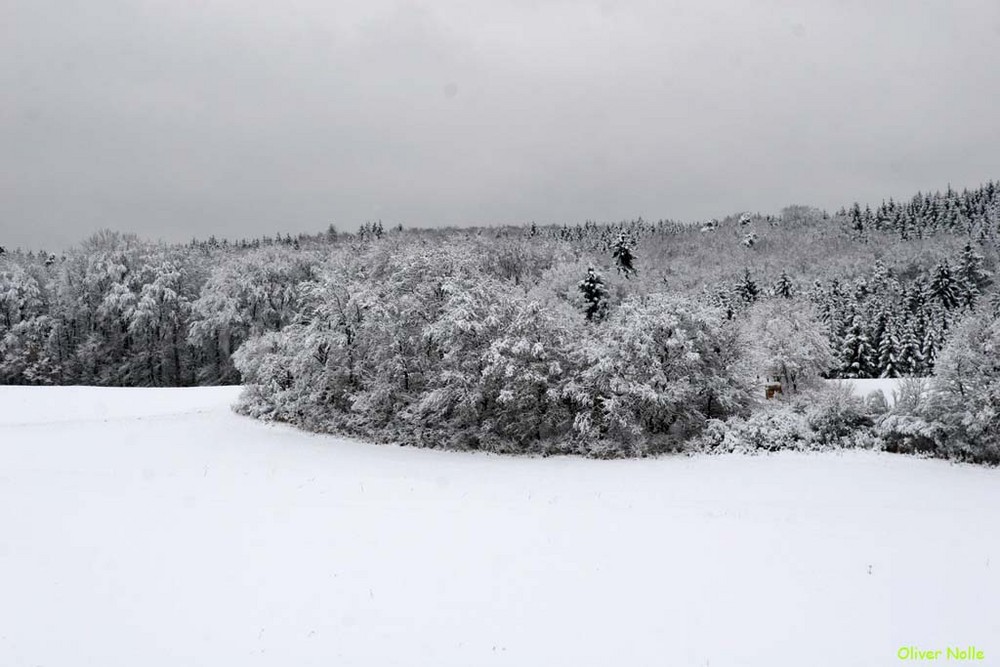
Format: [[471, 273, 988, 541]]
[[2, 387, 999, 667]]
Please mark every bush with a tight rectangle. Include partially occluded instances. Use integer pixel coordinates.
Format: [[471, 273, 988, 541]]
[[805, 383, 873, 446], [233, 246, 755, 457], [692, 384, 885, 454], [694, 407, 812, 453], [873, 414, 941, 455]]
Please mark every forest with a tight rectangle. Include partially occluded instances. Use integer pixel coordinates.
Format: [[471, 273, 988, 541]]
[[2, 181, 999, 461]]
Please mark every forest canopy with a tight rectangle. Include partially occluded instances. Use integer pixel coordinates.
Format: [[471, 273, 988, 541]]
[[3, 181, 999, 459]]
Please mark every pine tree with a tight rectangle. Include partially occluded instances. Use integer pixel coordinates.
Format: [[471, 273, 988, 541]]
[[876, 315, 902, 378], [578, 267, 609, 322], [897, 317, 924, 376], [611, 233, 637, 278], [849, 202, 864, 235], [839, 312, 873, 378], [735, 269, 759, 304], [868, 308, 890, 377], [929, 260, 959, 310], [772, 271, 794, 298], [903, 281, 926, 315], [956, 242, 989, 307], [871, 259, 892, 287], [920, 308, 948, 372]]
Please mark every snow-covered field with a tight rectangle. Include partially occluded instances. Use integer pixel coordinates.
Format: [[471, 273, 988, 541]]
[[2, 387, 999, 667]]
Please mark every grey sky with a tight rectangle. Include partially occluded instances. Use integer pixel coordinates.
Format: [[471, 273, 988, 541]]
[[3, 0, 999, 250]]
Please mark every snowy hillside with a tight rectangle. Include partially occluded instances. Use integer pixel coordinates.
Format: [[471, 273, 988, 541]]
[[2, 387, 999, 667]]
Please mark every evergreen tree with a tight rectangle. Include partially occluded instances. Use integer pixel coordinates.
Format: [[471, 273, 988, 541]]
[[876, 315, 902, 378], [956, 241, 989, 307], [735, 269, 759, 304], [871, 259, 892, 287], [929, 260, 959, 310], [611, 233, 637, 278], [921, 319, 942, 372], [839, 312, 873, 378], [849, 202, 864, 235], [578, 267, 609, 322], [868, 308, 890, 377], [772, 271, 794, 298], [897, 318, 924, 375]]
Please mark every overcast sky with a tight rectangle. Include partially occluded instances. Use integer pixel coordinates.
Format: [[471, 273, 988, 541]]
[[2, 0, 999, 249]]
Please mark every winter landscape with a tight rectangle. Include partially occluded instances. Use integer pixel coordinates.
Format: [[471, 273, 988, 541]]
[[4, 187, 1000, 666], [5, 0, 1000, 664]]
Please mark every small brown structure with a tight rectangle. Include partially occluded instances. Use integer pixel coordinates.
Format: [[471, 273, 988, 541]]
[[764, 379, 783, 400]]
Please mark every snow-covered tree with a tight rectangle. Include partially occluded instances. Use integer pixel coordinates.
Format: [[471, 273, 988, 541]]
[[741, 298, 833, 392], [955, 241, 990, 307], [0, 315, 62, 384], [578, 267, 609, 322], [570, 295, 753, 452], [924, 310, 1000, 462], [0, 264, 44, 331], [839, 312, 873, 378], [189, 246, 316, 383], [735, 269, 760, 304], [611, 233, 637, 278], [875, 315, 902, 378], [929, 260, 960, 310], [772, 271, 794, 298]]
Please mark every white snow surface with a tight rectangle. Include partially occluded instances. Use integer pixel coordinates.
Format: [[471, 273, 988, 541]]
[[2, 386, 999, 666]]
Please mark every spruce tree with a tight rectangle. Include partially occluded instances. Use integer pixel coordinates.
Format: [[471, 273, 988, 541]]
[[897, 318, 924, 375], [772, 271, 794, 298], [611, 233, 637, 278], [868, 309, 890, 377], [930, 260, 961, 310], [839, 312, 873, 378], [956, 242, 989, 306], [735, 269, 759, 304], [578, 267, 609, 322], [876, 316, 902, 378], [920, 308, 947, 372]]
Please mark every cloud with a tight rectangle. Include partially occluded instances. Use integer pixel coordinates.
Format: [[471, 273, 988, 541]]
[[2, 0, 999, 249]]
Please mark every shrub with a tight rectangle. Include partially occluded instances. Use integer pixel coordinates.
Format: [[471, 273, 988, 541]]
[[694, 407, 812, 453], [805, 383, 873, 446]]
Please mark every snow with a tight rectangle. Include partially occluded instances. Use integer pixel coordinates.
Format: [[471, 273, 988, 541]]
[[2, 387, 999, 666]]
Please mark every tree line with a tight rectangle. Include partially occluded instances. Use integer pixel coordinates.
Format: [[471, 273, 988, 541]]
[[2, 180, 999, 458]]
